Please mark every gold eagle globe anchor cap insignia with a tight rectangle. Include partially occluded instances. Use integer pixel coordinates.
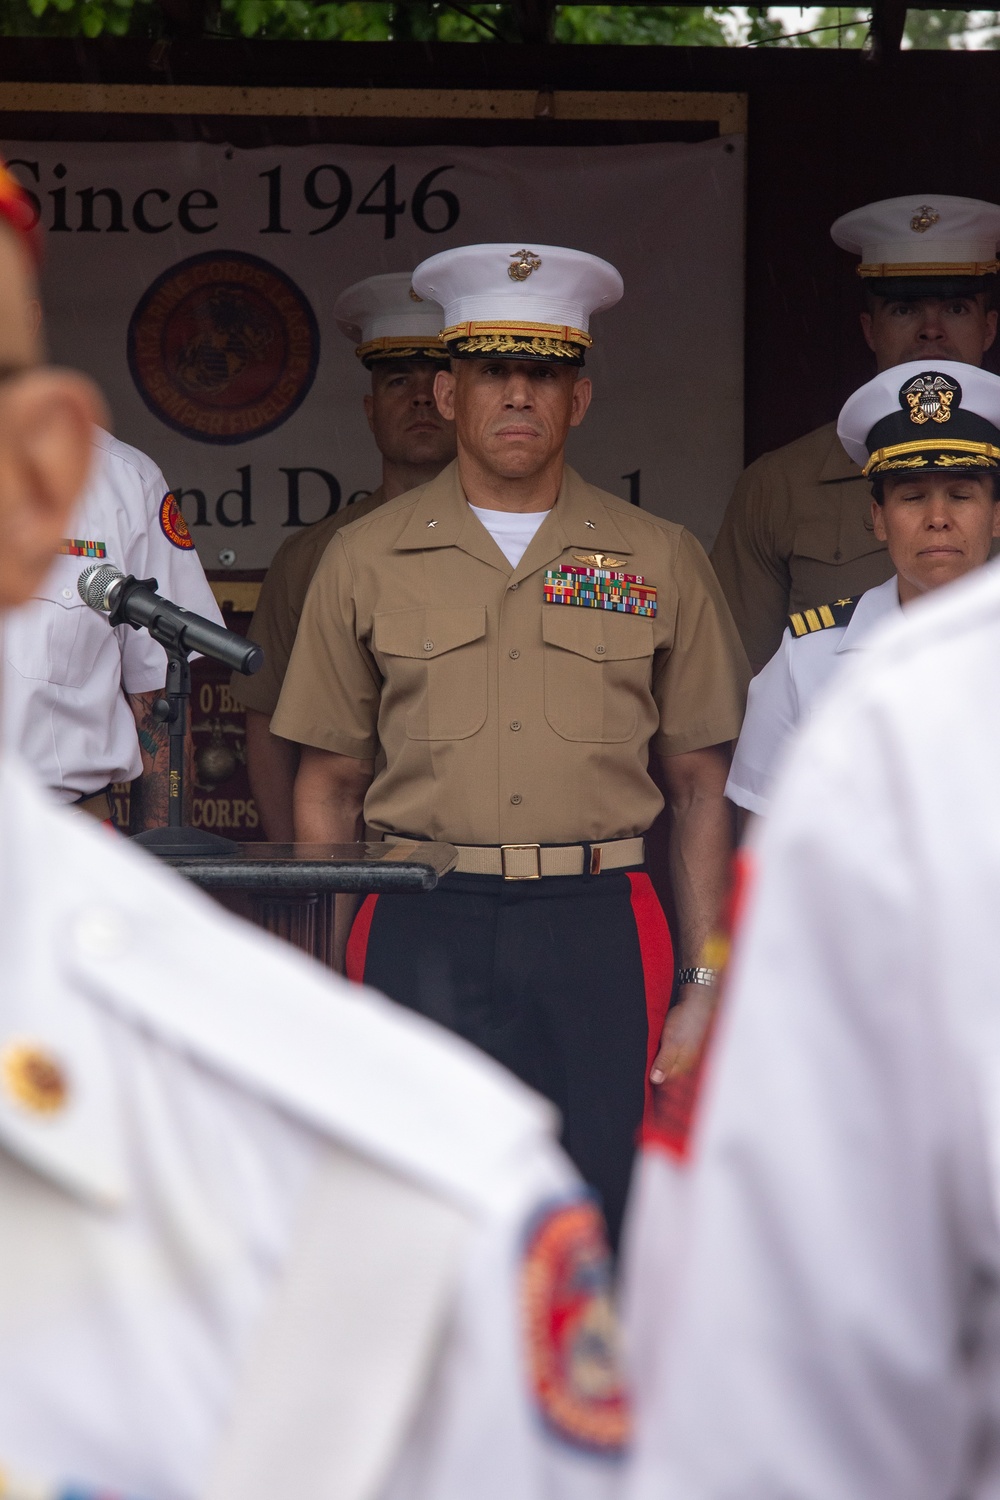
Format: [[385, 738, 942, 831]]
[[910, 205, 941, 234], [508, 250, 542, 282]]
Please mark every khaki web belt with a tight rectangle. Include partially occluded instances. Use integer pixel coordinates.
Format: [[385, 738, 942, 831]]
[[386, 835, 645, 880]]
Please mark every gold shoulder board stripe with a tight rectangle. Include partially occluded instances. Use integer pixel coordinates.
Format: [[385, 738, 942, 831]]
[[788, 597, 857, 638]]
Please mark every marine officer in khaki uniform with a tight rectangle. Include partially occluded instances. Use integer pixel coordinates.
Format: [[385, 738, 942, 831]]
[[231, 272, 455, 839], [712, 194, 1000, 670], [273, 242, 750, 1241], [0, 173, 628, 1500]]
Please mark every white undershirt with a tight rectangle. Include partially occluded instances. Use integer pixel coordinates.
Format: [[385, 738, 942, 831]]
[[468, 504, 550, 569]]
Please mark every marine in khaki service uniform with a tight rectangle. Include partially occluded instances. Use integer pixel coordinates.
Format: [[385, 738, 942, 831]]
[[0, 172, 628, 1500], [231, 272, 455, 840], [273, 243, 750, 1242], [712, 194, 1000, 670], [726, 360, 1000, 816]]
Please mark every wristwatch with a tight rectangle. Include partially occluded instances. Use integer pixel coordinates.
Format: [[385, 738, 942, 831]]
[[677, 966, 718, 988]]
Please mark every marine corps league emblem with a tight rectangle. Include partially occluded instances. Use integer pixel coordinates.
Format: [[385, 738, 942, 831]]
[[900, 371, 959, 425], [159, 491, 195, 550], [127, 251, 320, 445], [508, 249, 543, 282], [522, 1197, 631, 1457]]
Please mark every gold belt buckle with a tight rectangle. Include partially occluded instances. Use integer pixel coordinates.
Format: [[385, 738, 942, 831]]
[[500, 843, 542, 880]]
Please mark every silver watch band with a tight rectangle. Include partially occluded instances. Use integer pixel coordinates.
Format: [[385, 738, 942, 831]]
[[678, 965, 718, 988]]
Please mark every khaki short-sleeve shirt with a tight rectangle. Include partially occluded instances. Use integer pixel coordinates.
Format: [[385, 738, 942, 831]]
[[230, 488, 386, 716], [273, 461, 749, 846], [710, 422, 893, 671]]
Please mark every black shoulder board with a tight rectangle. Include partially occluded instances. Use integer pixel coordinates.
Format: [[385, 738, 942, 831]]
[[788, 597, 859, 639]]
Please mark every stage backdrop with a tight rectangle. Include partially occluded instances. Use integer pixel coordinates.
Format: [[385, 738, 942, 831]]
[[5, 136, 744, 570]]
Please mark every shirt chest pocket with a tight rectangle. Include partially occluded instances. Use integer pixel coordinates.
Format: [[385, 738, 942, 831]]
[[373, 606, 488, 741], [542, 608, 654, 743], [793, 492, 883, 570], [5, 590, 98, 689]]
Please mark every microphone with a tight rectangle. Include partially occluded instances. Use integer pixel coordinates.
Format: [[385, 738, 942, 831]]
[[78, 563, 263, 676]]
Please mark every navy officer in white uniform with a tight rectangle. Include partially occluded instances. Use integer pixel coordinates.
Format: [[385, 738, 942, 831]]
[[2, 375, 222, 828], [0, 166, 628, 1500], [726, 358, 1000, 817], [621, 388, 1000, 1500]]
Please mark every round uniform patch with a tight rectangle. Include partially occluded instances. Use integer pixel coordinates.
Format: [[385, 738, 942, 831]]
[[127, 251, 320, 445], [160, 490, 194, 550], [522, 1198, 630, 1457]]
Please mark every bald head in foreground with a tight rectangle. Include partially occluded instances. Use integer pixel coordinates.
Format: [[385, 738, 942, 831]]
[[0, 176, 627, 1500]]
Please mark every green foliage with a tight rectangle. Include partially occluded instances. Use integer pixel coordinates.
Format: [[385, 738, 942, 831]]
[[554, 6, 732, 44], [219, 0, 393, 38], [2, 0, 998, 48], [754, 5, 1000, 48], [0, 0, 737, 40], [0, 0, 156, 37]]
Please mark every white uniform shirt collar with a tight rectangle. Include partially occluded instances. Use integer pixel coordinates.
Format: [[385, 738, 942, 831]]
[[836, 575, 902, 654]]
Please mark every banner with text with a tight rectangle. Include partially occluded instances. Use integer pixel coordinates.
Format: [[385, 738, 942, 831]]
[[5, 136, 744, 569]]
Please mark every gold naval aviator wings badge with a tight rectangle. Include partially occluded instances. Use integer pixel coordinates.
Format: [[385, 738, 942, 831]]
[[573, 552, 627, 569]]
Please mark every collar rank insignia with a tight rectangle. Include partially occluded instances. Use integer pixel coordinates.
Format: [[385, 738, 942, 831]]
[[789, 596, 859, 638], [545, 564, 656, 617], [901, 371, 959, 426], [59, 538, 106, 558]]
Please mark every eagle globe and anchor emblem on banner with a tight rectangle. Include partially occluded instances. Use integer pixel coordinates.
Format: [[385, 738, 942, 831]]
[[900, 371, 960, 426], [127, 250, 320, 445]]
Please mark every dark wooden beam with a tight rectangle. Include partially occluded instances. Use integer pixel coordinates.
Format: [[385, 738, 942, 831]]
[[865, 0, 908, 61], [154, 0, 209, 38]]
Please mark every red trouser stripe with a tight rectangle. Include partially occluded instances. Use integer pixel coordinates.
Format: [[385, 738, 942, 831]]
[[627, 871, 675, 1126], [346, 893, 379, 983]]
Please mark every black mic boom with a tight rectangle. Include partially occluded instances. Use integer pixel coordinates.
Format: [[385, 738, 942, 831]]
[[78, 563, 263, 676]]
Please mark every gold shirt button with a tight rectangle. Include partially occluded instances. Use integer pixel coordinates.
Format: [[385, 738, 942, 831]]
[[510, 793, 522, 805], [510, 720, 521, 731], [509, 582, 519, 591], [509, 648, 520, 659], [1, 1041, 70, 1115], [595, 644, 606, 655], [423, 640, 434, 651]]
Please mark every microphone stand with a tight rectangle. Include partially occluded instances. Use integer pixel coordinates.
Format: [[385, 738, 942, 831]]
[[93, 572, 239, 858], [130, 642, 238, 857]]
